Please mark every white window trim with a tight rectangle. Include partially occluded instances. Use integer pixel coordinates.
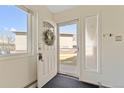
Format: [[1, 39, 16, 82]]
[[0, 5, 34, 58]]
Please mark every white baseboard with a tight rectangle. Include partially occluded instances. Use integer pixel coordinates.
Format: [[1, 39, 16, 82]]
[[38, 71, 57, 88], [28, 82, 37, 88]]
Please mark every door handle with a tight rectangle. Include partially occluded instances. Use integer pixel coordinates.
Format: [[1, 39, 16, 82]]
[[39, 53, 43, 61], [76, 47, 79, 52]]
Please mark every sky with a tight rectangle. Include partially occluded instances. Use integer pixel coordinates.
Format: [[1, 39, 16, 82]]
[[0, 5, 76, 36], [0, 5, 27, 32], [59, 24, 77, 34]]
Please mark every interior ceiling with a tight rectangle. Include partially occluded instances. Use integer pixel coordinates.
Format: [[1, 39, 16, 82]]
[[47, 5, 78, 13]]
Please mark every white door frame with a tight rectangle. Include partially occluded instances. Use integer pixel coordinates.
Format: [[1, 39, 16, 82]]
[[57, 19, 81, 78]]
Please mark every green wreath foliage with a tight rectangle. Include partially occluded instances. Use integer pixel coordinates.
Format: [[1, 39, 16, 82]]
[[43, 29, 55, 46]]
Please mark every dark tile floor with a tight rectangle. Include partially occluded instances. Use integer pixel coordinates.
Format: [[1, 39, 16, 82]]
[[42, 74, 99, 88]]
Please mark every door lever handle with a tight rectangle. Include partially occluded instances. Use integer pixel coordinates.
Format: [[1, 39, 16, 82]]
[[77, 47, 79, 52], [39, 53, 43, 61]]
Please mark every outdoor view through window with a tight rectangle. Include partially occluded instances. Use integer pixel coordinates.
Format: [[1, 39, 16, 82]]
[[59, 24, 77, 65], [59, 23, 78, 76], [0, 6, 28, 55]]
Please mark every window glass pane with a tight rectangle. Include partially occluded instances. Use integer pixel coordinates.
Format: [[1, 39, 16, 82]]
[[59, 23, 78, 76], [59, 24, 77, 49], [85, 16, 98, 72], [0, 5, 28, 55]]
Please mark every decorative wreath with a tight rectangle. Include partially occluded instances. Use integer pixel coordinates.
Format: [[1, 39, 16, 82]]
[[43, 29, 55, 46]]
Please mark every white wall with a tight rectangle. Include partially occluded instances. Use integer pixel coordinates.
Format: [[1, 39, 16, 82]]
[[0, 55, 37, 88], [101, 6, 124, 87], [0, 5, 54, 88], [54, 6, 124, 87]]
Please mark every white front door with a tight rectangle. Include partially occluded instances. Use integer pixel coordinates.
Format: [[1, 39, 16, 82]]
[[37, 21, 57, 88], [81, 15, 101, 85]]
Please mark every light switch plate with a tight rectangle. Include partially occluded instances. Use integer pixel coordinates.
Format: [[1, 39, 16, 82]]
[[115, 36, 122, 41]]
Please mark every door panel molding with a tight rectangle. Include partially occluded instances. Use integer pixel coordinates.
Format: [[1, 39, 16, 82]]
[[37, 20, 57, 88]]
